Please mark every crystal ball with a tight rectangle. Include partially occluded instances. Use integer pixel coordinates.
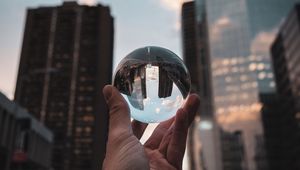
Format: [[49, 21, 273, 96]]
[[113, 46, 191, 123]]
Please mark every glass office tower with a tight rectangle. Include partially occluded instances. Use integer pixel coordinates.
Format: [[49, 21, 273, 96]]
[[194, 0, 300, 169], [182, 1, 222, 170]]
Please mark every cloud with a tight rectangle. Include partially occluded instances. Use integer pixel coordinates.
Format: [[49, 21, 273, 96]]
[[156, 0, 192, 31], [250, 29, 278, 56], [174, 19, 181, 31], [158, 0, 185, 12], [78, 0, 97, 6]]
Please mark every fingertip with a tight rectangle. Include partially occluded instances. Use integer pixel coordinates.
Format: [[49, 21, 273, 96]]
[[103, 85, 132, 138], [175, 108, 185, 120], [183, 94, 200, 116], [187, 93, 200, 107], [103, 85, 113, 101], [175, 94, 200, 128]]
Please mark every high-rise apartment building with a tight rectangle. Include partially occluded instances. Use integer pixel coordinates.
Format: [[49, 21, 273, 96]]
[[262, 4, 300, 169], [193, 0, 300, 169], [14, 2, 114, 170]]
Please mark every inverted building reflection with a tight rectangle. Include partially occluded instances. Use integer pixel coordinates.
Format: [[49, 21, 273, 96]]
[[114, 57, 190, 111]]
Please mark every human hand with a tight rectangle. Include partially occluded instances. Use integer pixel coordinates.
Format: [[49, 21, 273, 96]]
[[102, 85, 200, 170]]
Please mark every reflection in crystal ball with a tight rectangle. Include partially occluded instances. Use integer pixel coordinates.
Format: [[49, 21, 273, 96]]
[[113, 46, 191, 123]]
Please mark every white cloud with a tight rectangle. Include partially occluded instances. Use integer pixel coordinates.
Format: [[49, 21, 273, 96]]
[[158, 0, 190, 12], [250, 29, 278, 56], [78, 0, 97, 6], [156, 0, 192, 31], [174, 19, 181, 31]]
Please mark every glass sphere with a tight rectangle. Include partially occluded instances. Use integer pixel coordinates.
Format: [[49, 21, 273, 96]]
[[113, 46, 191, 123]]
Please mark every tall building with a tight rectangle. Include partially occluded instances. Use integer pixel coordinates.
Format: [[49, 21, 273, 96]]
[[182, 1, 222, 170], [262, 4, 300, 169], [260, 94, 287, 170], [193, 0, 300, 169], [14, 2, 114, 170], [0, 92, 53, 170], [220, 130, 246, 170], [253, 134, 268, 170], [181, 3, 200, 169], [182, 1, 198, 93]]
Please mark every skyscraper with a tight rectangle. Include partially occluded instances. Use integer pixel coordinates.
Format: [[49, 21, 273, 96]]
[[181, 3, 200, 169], [220, 130, 246, 170], [14, 2, 114, 170], [182, 1, 222, 170], [193, 0, 300, 169], [262, 4, 300, 169]]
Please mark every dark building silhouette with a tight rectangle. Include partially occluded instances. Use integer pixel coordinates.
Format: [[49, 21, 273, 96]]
[[14, 2, 114, 170], [181, 2, 200, 169], [182, 1, 222, 170], [261, 3, 300, 170], [128, 66, 147, 110], [158, 67, 173, 98], [220, 130, 246, 170], [260, 94, 285, 170], [181, 3, 199, 169], [182, 1, 198, 95], [254, 134, 268, 170], [0, 92, 53, 170]]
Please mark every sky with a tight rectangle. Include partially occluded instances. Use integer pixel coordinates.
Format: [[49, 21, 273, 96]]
[[0, 0, 189, 99]]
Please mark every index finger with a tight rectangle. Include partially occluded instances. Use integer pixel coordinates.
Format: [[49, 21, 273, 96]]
[[167, 94, 200, 169]]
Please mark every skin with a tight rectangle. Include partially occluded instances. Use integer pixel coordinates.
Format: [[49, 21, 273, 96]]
[[102, 85, 200, 170]]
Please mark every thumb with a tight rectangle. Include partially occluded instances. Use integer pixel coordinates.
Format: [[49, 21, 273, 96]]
[[103, 85, 132, 139]]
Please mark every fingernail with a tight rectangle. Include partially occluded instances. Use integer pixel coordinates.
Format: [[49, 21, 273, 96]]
[[103, 85, 113, 101]]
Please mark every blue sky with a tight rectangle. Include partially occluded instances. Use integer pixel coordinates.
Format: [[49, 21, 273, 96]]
[[0, 0, 187, 99]]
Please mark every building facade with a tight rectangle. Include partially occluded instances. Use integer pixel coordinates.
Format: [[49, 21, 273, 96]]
[[220, 130, 246, 170], [0, 92, 53, 170], [182, 1, 222, 170], [193, 0, 300, 169], [263, 4, 300, 169], [181, 3, 201, 169], [14, 2, 114, 170]]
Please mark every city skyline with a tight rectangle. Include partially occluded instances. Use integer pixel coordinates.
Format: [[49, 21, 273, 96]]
[[1, 1, 300, 170], [0, 0, 189, 99], [0, 1, 192, 169]]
